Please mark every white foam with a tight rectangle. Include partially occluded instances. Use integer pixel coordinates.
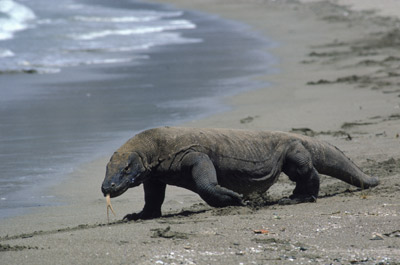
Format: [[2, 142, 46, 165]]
[[71, 20, 196, 41], [71, 27, 165, 40], [0, 0, 36, 40], [84, 57, 136, 65], [107, 44, 154, 52], [72, 15, 158, 23], [0, 48, 14, 57], [72, 11, 184, 24]]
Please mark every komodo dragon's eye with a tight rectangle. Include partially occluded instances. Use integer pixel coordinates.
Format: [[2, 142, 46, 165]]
[[124, 165, 131, 172]]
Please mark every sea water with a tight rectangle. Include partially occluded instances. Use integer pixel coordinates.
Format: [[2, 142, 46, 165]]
[[0, 0, 275, 218], [0, 0, 200, 74]]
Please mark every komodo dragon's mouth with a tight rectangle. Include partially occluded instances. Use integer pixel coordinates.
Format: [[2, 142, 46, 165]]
[[102, 177, 130, 198], [102, 179, 130, 222]]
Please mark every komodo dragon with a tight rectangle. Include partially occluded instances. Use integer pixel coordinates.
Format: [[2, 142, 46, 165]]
[[101, 127, 378, 220]]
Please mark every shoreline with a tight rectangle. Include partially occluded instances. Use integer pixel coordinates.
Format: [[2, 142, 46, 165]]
[[1, 1, 399, 264]]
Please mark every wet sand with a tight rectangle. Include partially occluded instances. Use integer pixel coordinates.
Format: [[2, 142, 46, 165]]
[[1, 0, 400, 264]]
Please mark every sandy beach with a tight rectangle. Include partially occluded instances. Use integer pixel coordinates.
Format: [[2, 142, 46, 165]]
[[1, 0, 399, 264]]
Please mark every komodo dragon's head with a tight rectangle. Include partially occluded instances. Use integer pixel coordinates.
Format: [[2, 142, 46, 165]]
[[101, 152, 149, 198]]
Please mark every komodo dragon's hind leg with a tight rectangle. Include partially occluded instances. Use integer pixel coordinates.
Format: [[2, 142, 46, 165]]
[[280, 142, 320, 205], [182, 152, 245, 207]]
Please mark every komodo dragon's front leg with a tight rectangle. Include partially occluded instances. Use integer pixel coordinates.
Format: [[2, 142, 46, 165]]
[[124, 178, 166, 221], [182, 152, 245, 207]]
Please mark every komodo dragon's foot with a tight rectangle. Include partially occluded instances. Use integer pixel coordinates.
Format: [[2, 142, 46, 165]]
[[123, 209, 162, 221]]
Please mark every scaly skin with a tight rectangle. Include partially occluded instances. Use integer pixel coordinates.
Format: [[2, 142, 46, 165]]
[[101, 127, 379, 220]]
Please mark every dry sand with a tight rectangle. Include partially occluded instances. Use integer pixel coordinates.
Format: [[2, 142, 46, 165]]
[[1, 0, 399, 264]]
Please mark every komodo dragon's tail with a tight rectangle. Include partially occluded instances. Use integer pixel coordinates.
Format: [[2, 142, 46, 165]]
[[301, 138, 379, 189]]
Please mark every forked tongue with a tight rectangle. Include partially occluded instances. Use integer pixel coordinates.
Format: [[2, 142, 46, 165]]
[[106, 194, 116, 223]]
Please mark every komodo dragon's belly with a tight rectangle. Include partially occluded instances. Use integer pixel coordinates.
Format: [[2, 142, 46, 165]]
[[212, 156, 282, 195], [197, 136, 285, 195]]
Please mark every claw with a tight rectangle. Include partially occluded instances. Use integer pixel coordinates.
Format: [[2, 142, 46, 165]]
[[106, 194, 116, 223]]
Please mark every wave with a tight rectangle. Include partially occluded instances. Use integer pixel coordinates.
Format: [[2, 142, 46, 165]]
[[0, 55, 151, 75], [0, 0, 35, 40], [70, 19, 196, 41], [0, 48, 14, 57], [72, 15, 157, 23], [72, 11, 183, 23], [64, 44, 154, 53], [71, 27, 165, 40], [83, 57, 143, 65]]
